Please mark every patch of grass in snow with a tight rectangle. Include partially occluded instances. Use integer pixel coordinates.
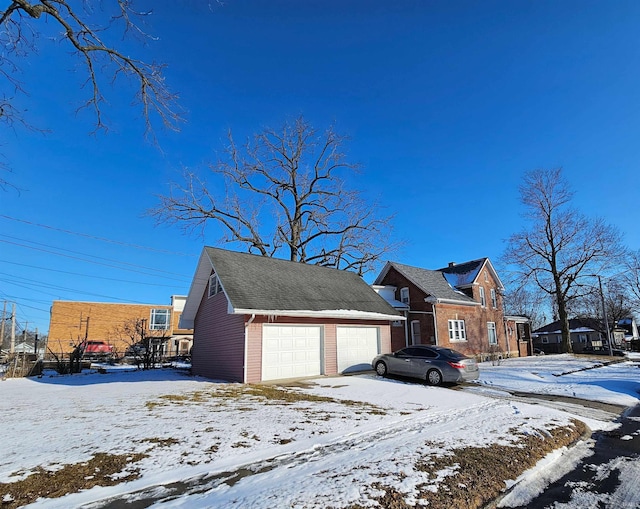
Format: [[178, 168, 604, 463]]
[[347, 419, 588, 509], [139, 437, 180, 448], [0, 452, 146, 509], [144, 384, 387, 415]]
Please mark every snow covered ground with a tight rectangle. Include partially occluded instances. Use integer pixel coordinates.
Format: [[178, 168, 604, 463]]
[[1, 353, 639, 508]]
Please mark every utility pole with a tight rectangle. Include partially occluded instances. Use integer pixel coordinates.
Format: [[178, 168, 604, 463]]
[[10, 303, 16, 354], [84, 316, 90, 341], [597, 275, 613, 356], [0, 300, 6, 351]]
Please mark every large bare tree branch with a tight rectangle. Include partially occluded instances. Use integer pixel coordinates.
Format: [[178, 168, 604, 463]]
[[152, 116, 399, 275], [0, 0, 182, 137]]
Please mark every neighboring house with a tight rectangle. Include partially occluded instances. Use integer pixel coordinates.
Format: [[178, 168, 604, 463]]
[[532, 318, 607, 354], [47, 296, 193, 358], [180, 247, 403, 383], [373, 258, 517, 359], [617, 317, 639, 347]]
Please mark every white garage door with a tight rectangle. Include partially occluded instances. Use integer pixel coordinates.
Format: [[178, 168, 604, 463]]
[[337, 327, 380, 373], [262, 325, 322, 381]]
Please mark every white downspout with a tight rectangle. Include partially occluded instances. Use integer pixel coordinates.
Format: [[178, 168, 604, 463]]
[[404, 310, 409, 347], [244, 314, 255, 383], [433, 305, 438, 346]]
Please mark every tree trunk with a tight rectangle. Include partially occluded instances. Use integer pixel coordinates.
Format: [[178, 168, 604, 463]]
[[557, 296, 573, 353]]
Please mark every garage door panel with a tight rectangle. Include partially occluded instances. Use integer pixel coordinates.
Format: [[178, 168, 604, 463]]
[[262, 325, 322, 381], [337, 327, 379, 373]]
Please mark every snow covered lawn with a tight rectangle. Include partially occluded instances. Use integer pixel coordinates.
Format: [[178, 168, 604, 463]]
[[1, 354, 639, 509]]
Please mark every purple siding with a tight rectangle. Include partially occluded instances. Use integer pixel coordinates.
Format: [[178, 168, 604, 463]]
[[191, 290, 246, 382]]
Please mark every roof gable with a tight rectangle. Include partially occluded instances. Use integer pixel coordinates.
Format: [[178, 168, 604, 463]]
[[181, 248, 402, 326], [374, 256, 504, 305], [375, 261, 476, 304], [438, 258, 504, 291]]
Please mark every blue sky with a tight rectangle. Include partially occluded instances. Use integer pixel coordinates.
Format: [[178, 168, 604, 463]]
[[2, 0, 639, 334]]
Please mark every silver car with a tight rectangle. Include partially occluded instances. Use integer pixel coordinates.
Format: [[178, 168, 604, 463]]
[[372, 345, 479, 386]]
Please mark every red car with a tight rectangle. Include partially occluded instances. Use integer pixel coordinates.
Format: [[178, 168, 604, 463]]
[[80, 341, 113, 357]]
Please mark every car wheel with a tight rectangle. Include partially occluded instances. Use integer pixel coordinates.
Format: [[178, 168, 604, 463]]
[[375, 361, 388, 377], [426, 369, 443, 386]]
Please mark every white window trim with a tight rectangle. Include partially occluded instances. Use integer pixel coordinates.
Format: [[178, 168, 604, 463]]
[[487, 321, 497, 345], [208, 273, 221, 298], [448, 319, 467, 342], [479, 286, 486, 307], [400, 287, 410, 305], [490, 288, 497, 309], [150, 308, 171, 331]]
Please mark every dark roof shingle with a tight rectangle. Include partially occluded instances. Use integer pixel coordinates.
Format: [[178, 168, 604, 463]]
[[383, 261, 475, 303], [206, 247, 401, 318]]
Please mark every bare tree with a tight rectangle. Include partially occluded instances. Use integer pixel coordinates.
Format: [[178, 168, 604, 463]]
[[0, 1, 182, 182], [153, 117, 398, 275], [572, 277, 632, 336], [502, 284, 547, 331], [502, 168, 623, 353], [116, 318, 168, 370], [622, 250, 640, 314]]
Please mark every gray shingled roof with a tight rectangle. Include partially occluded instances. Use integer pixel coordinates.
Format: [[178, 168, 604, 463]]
[[204, 247, 401, 318], [385, 261, 475, 303], [534, 318, 601, 334]]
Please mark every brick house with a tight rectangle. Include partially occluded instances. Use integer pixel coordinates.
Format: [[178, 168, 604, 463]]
[[373, 258, 519, 359], [181, 247, 403, 383], [47, 296, 193, 358]]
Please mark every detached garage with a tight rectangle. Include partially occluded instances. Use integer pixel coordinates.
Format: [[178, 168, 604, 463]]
[[181, 247, 403, 383]]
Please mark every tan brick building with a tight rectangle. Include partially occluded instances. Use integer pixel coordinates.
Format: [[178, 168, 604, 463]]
[[47, 296, 193, 358]]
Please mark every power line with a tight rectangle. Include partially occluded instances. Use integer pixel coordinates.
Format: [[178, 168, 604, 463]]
[[0, 259, 189, 288], [0, 214, 197, 257], [0, 236, 192, 282], [0, 276, 167, 304]]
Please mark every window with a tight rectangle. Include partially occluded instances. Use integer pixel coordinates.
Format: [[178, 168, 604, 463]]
[[542, 337, 549, 344], [405, 346, 438, 358], [479, 286, 486, 307], [411, 320, 421, 344], [490, 289, 497, 309], [150, 309, 170, 330], [487, 322, 497, 344], [448, 320, 466, 341], [400, 287, 410, 305], [208, 273, 221, 298], [578, 334, 587, 343]]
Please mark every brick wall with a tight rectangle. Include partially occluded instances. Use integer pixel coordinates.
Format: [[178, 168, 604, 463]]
[[378, 265, 509, 358], [47, 301, 192, 357]]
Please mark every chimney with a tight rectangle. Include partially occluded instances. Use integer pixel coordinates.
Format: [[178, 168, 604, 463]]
[[448, 262, 456, 268]]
